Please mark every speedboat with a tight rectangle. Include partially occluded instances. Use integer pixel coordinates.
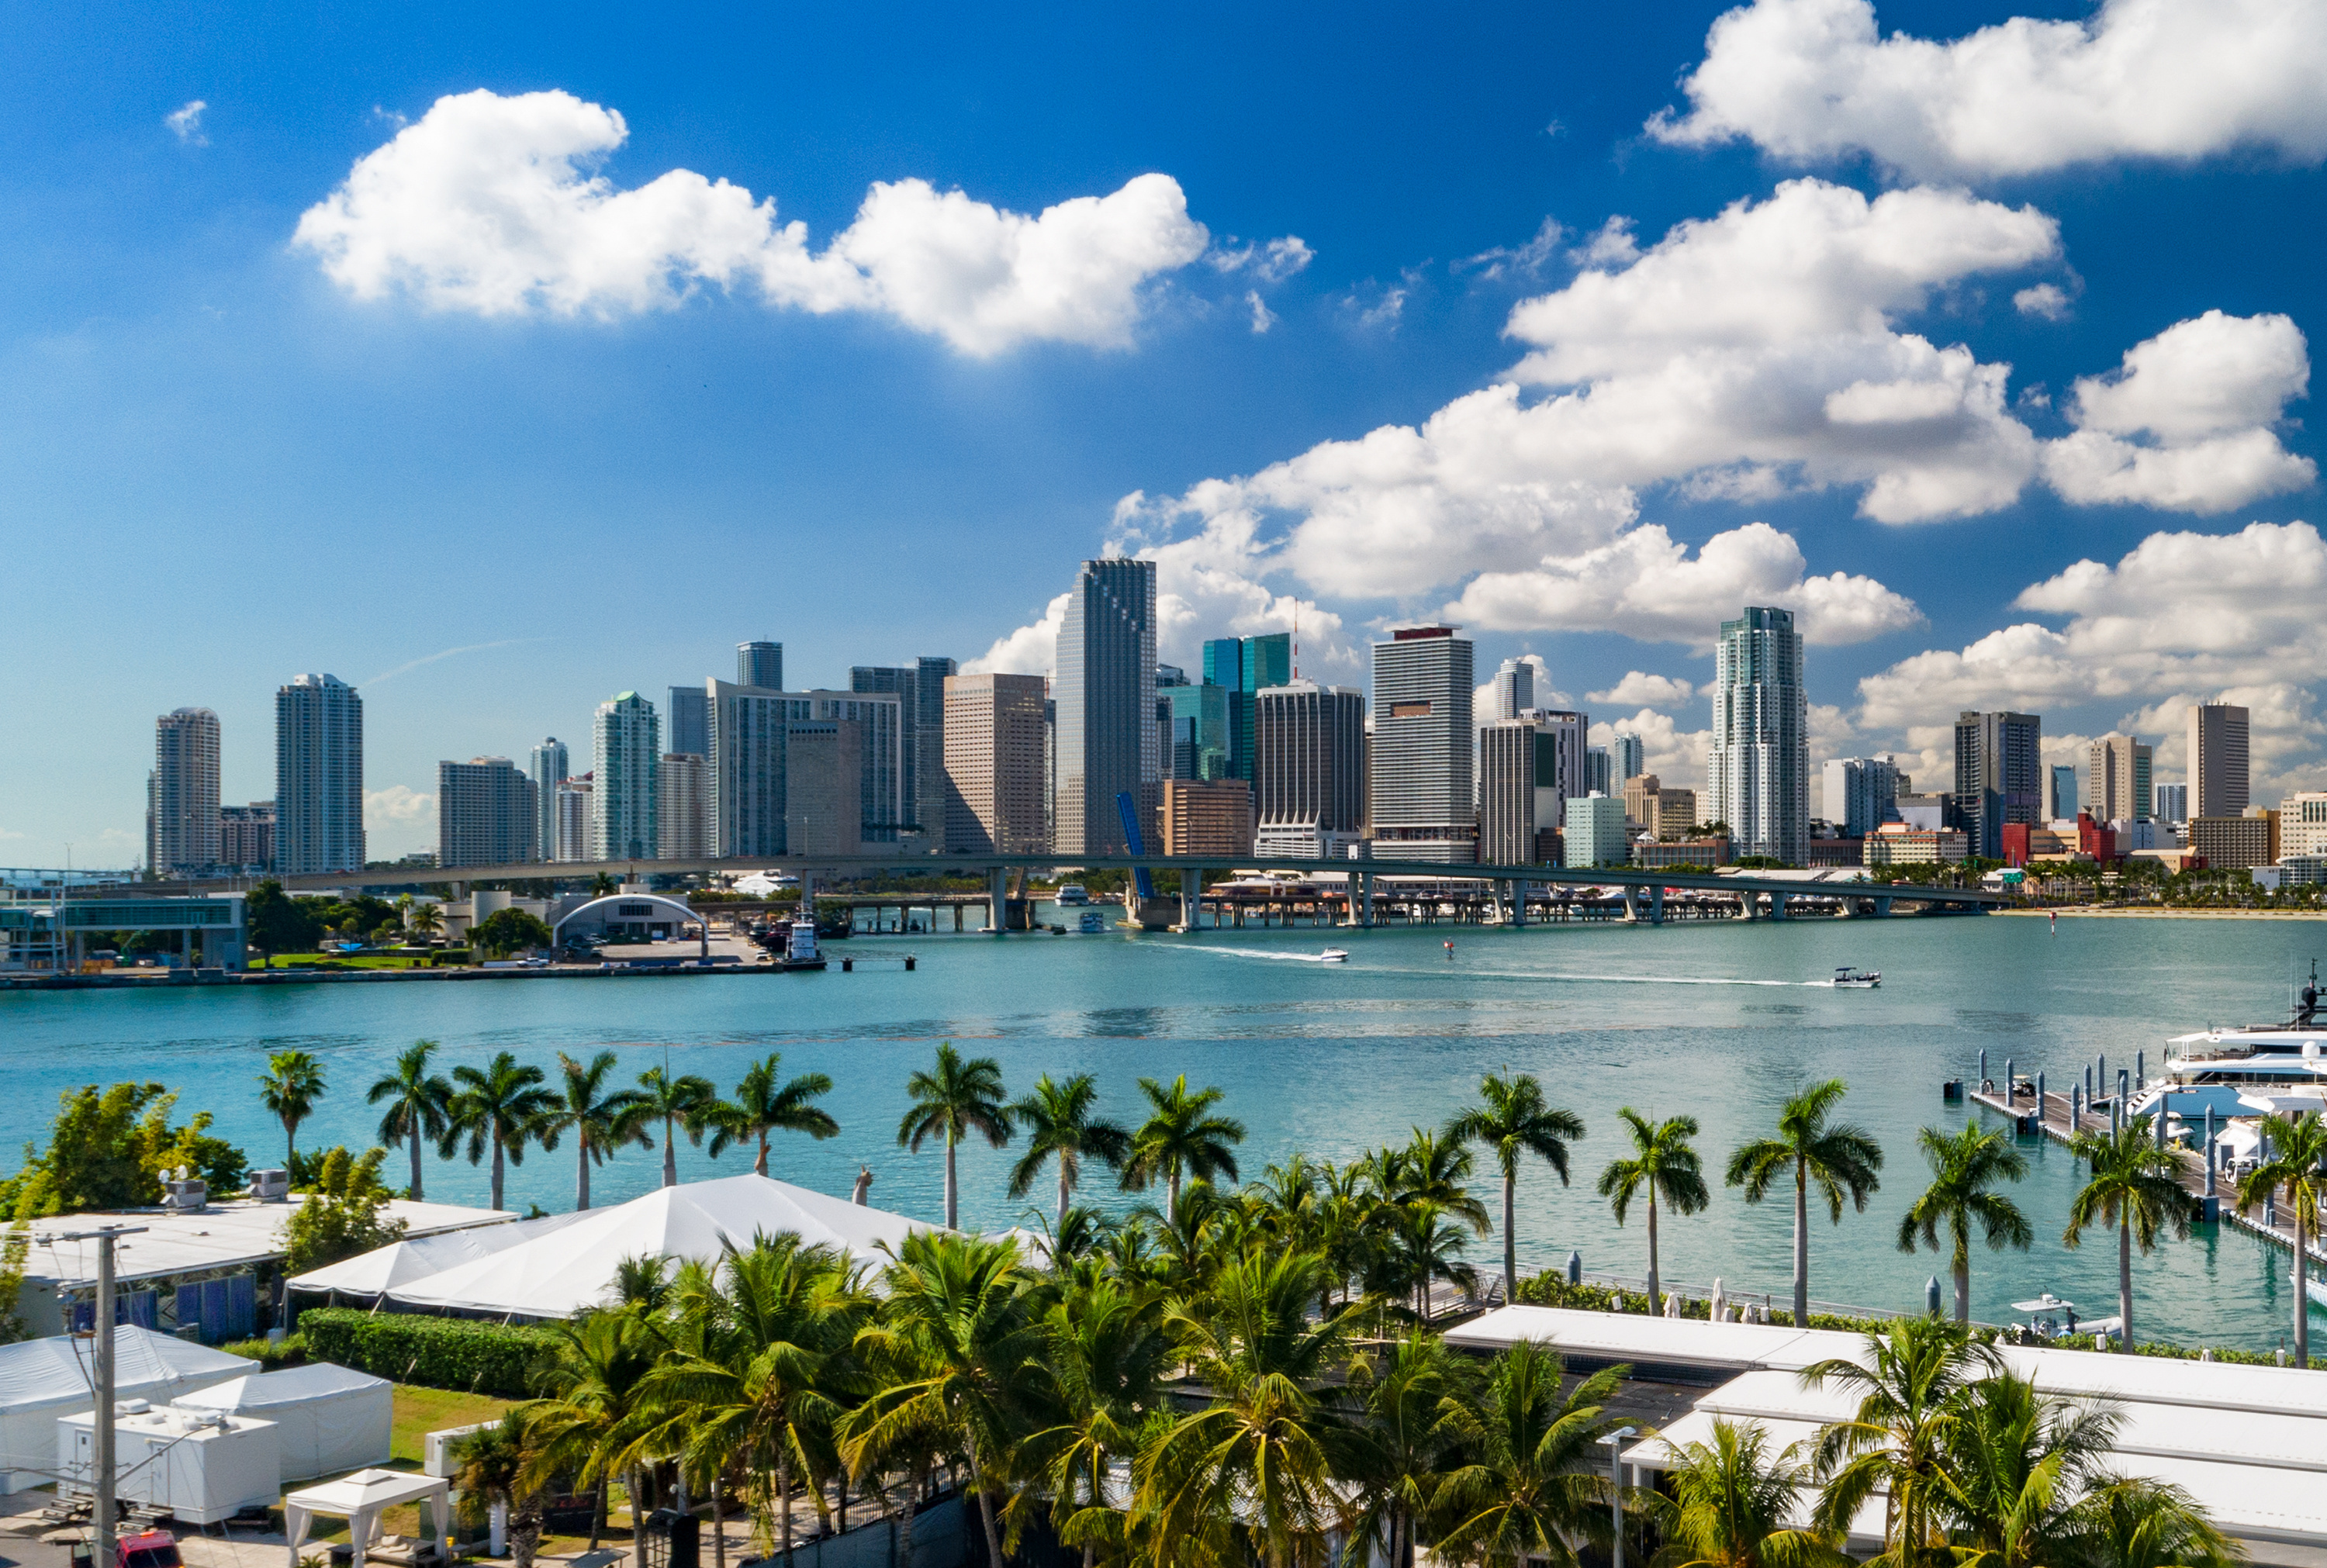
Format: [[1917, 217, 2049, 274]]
[[1319, 948, 1350, 964], [1833, 967, 1881, 988]]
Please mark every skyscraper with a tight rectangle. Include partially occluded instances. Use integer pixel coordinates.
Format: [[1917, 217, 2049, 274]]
[[658, 753, 709, 858], [850, 657, 956, 844], [704, 679, 906, 856], [1490, 658, 1535, 722], [1822, 757, 1900, 838], [1585, 746, 1613, 798], [219, 803, 274, 873], [151, 707, 222, 877], [527, 737, 569, 864], [2190, 702, 2249, 819], [555, 779, 591, 862], [437, 758, 538, 867], [1166, 682, 1232, 780], [2152, 781, 2186, 824], [1371, 626, 1476, 862], [591, 692, 659, 862], [1531, 708, 1590, 831], [1478, 720, 1546, 864], [1201, 631, 1292, 781], [275, 674, 365, 876], [943, 673, 1050, 855], [1611, 732, 1645, 782], [783, 720, 865, 861], [1056, 558, 1159, 856], [1952, 711, 2043, 860], [2047, 764, 2079, 822], [666, 686, 709, 759], [1707, 607, 1807, 865], [2089, 734, 2153, 824], [1253, 681, 1364, 859], [737, 641, 783, 690], [852, 665, 921, 833]]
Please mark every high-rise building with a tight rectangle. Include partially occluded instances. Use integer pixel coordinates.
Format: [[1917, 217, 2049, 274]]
[[1622, 772, 1699, 838], [1952, 711, 2043, 861], [666, 687, 709, 760], [2188, 813, 2270, 870], [275, 674, 365, 875], [438, 758, 537, 867], [591, 692, 659, 862], [1611, 732, 1645, 782], [1166, 683, 1233, 780], [1822, 757, 1901, 839], [2280, 792, 2327, 859], [2089, 735, 2153, 824], [850, 657, 956, 843], [1056, 558, 1159, 856], [2153, 782, 2187, 825], [527, 738, 569, 864], [658, 753, 709, 859], [737, 641, 783, 691], [2047, 764, 2080, 823], [2190, 703, 2249, 820], [1707, 607, 1807, 865], [705, 679, 906, 856], [1478, 720, 1547, 864], [783, 720, 865, 861], [555, 779, 591, 862], [151, 707, 222, 877], [1253, 681, 1364, 860], [219, 803, 275, 873], [1371, 626, 1476, 862], [1202, 632, 1293, 782], [852, 665, 922, 834], [1585, 746, 1613, 798], [1490, 658, 1535, 722], [1530, 709, 1590, 824], [1561, 793, 1630, 869], [943, 673, 1050, 855], [1161, 779, 1253, 856]]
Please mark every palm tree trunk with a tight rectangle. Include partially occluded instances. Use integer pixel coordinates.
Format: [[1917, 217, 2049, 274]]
[[492, 1135, 506, 1212], [578, 1135, 591, 1211], [2118, 1216, 2134, 1345], [1646, 1192, 1661, 1314], [966, 1443, 1005, 1568], [588, 1475, 606, 1551], [663, 1117, 678, 1186], [2297, 1207, 2311, 1369], [944, 1131, 959, 1231], [410, 1125, 425, 1201], [1058, 1166, 1071, 1235], [756, 1130, 769, 1177], [1792, 1158, 1810, 1327], [1953, 1252, 1971, 1325], [1170, 1166, 1181, 1215], [779, 1446, 794, 1568], [711, 1476, 725, 1568], [895, 1467, 921, 1568], [1502, 1171, 1516, 1300]]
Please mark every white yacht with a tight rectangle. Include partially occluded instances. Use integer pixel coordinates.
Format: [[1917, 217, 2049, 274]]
[[2125, 964, 2327, 1125]]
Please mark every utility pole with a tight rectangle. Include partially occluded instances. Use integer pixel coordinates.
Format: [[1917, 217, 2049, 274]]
[[57, 1224, 147, 1568]]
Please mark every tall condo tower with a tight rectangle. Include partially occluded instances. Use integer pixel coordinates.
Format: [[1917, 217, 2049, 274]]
[[658, 753, 709, 859], [1822, 756, 1901, 838], [1612, 732, 1645, 782], [851, 656, 957, 843], [1371, 626, 1476, 862], [591, 692, 660, 862], [2189, 702, 2249, 819], [942, 673, 1050, 855], [737, 641, 783, 691], [1056, 558, 1159, 856], [438, 758, 537, 867], [1952, 711, 2042, 860], [1253, 680, 1364, 859], [151, 707, 222, 877], [1490, 658, 1536, 722], [527, 738, 568, 864], [2089, 734, 2152, 824], [665, 686, 709, 759], [275, 674, 365, 875], [1707, 606, 1807, 865]]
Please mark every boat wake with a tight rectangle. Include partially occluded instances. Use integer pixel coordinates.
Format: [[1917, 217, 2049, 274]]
[[1175, 947, 1354, 964]]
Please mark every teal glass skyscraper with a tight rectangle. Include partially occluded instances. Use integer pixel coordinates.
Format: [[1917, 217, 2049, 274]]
[[1201, 631, 1291, 782]]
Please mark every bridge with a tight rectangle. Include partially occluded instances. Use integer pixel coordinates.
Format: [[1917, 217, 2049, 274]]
[[155, 852, 2004, 926]]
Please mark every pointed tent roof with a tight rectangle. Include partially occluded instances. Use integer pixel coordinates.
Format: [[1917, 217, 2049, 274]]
[[288, 1210, 587, 1297], [386, 1173, 933, 1319], [0, 1326, 254, 1414]]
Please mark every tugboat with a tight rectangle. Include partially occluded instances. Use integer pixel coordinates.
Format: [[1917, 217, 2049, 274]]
[[1832, 967, 1882, 989]]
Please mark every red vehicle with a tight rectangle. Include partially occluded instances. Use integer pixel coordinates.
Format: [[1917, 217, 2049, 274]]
[[72, 1531, 182, 1568]]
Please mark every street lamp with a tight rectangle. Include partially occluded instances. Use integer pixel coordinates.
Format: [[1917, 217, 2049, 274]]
[[1599, 1426, 1638, 1568]]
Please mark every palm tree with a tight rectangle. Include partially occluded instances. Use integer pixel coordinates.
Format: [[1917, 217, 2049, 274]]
[[1934, 1369, 2120, 1568], [1008, 1073, 1131, 1233], [707, 1054, 838, 1177], [1800, 1318, 1997, 1562], [524, 1310, 670, 1553], [627, 1063, 718, 1188], [1896, 1124, 2031, 1325], [442, 1051, 555, 1211], [2079, 1476, 2244, 1568], [1351, 1330, 1471, 1568], [408, 902, 443, 939], [1385, 1198, 1482, 1322], [454, 1410, 547, 1568], [1122, 1075, 1246, 1213], [1434, 1342, 1628, 1568], [1018, 1276, 1171, 1568], [2235, 1110, 2327, 1366], [896, 1042, 1011, 1231], [1599, 1109, 1710, 1316], [590, 872, 619, 896], [258, 1049, 327, 1168], [368, 1040, 451, 1200], [841, 1231, 1039, 1568], [1380, 1127, 1493, 1236], [1725, 1079, 1883, 1328], [1444, 1071, 1586, 1302], [534, 1051, 648, 1211], [2063, 1114, 2197, 1347], [1650, 1418, 1842, 1568]]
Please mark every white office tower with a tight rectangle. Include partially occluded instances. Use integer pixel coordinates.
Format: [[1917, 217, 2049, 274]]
[[2282, 793, 2327, 859], [1254, 681, 1364, 859], [151, 707, 222, 877], [2089, 734, 2152, 824], [527, 737, 568, 863], [437, 758, 537, 867], [555, 780, 591, 862], [1612, 731, 1645, 782], [1371, 627, 1476, 862], [1821, 756, 1901, 838], [591, 692, 660, 862], [1707, 606, 1807, 865], [2189, 702, 2249, 819], [737, 641, 783, 690], [943, 674, 1049, 855], [1054, 558, 1159, 856], [275, 674, 365, 875], [658, 753, 709, 858], [1490, 658, 1534, 721]]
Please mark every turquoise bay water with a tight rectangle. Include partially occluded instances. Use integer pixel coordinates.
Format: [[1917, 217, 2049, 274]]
[[4, 912, 2322, 1352]]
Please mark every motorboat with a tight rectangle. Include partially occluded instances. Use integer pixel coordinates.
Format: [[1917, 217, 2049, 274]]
[[1076, 910, 1108, 934], [1832, 967, 1881, 988], [2127, 961, 2327, 1125], [1319, 948, 1350, 964], [1055, 884, 1091, 907]]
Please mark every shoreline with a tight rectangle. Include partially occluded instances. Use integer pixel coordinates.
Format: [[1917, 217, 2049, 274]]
[[1995, 907, 2327, 920]]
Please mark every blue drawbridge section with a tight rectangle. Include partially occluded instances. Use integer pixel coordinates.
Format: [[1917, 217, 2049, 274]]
[[1115, 792, 1157, 901]]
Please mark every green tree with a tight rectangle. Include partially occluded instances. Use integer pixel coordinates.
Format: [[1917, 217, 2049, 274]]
[[0, 1222, 34, 1343], [1444, 1071, 1586, 1304], [443, 1052, 555, 1211], [1896, 1124, 2031, 1325], [897, 1042, 1012, 1231], [1008, 1074, 1132, 1234], [1725, 1079, 1883, 1328], [1650, 1418, 1842, 1568], [524, 1309, 670, 1552], [627, 1065, 718, 1188], [1017, 1275, 1172, 1568], [1350, 1330, 1471, 1568], [2078, 1476, 2243, 1568], [2235, 1110, 2327, 1367], [534, 1052, 648, 1211], [474, 908, 556, 958], [707, 1054, 839, 1177], [2063, 1115, 2197, 1348], [3, 1084, 249, 1217], [244, 881, 322, 961], [1434, 1342, 1628, 1568], [407, 902, 444, 940], [1599, 1109, 1710, 1316], [368, 1040, 453, 1201], [1801, 1318, 1995, 1566], [1934, 1369, 2119, 1568], [454, 1411, 548, 1568], [282, 1145, 408, 1273], [1122, 1075, 1246, 1214], [258, 1049, 327, 1166]]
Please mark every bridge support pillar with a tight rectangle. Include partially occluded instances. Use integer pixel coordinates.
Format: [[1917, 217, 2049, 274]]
[[1358, 872, 1375, 928], [1650, 885, 1665, 927], [1621, 886, 1641, 923], [988, 866, 1008, 934], [1738, 893, 1756, 920], [1875, 896, 1893, 917], [1180, 874, 1198, 933], [1771, 893, 1789, 922], [1509, 879, 1527, 927]]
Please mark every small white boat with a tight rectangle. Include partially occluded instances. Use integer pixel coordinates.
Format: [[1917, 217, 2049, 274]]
[[1833, 967, 1882, 989], [1319, 948, 1350, 964], [1055, 884, 1091, 907]]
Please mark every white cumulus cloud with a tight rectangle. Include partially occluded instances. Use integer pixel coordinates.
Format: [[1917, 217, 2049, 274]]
[[294, 89, 1212, 355], [1589, 672, 1697, 707], [963, 592, 1070, 677], [1211, 236, 1313, 282], [2014, 283, 2072, 321], [166, 101, 208, 146], [1651, 0, 2327, 180]]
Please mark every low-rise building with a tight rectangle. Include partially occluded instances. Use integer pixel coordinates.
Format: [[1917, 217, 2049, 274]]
[[2283, 793, 2327, 859], [1161, 779, 1254, 856], [1803, 836, 1865, 868], [2277, 854, 2327, 886], [2189, 814, 2272, 870], [1560, 793, 1630, 869], [1634, 835, 1731, 869], [1865, 823, 1969, 866]]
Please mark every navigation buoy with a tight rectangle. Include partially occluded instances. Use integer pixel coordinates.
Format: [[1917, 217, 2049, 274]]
[[1444, 940, 1455, 960]]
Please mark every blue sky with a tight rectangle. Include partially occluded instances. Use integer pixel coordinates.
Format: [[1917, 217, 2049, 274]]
[[4, 0, 2324, 865]]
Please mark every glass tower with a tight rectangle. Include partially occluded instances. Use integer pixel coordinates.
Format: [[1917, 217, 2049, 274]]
[[1056, 558, 1158, 855], [1707, 607, 1807, 865], [275, 674, 365, 875]]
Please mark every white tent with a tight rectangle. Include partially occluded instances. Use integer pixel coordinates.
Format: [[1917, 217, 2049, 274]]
[[172, 1362, 393, 1482], [0, 1326, 254, 1494], [285, 1467, 451, 1568], [387, 1173, 934, 1319], [287, 1211, 586, 1299]]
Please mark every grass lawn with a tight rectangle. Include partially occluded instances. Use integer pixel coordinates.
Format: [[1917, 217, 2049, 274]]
[[390, 1384, 518, 1465], [263, 953, 437, 969]]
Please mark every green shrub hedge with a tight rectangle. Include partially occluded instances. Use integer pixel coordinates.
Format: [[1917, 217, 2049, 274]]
[[296, 1307, 557, 1396]]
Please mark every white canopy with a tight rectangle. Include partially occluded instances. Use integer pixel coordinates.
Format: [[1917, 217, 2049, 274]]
[[285, 1467, 450, 1568], [288, 1211, 584, 1297], [2237, 1089, 2327, 1115], [0, 1326, 254, 1494], [386, 1173, 934, 1319], [173, 1362, 393, 1482]]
